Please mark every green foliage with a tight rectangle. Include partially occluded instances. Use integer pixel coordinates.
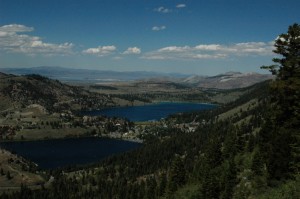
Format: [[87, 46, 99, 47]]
[[25, 74, 50, 81], [6, 170, 12, 180], [251, 148, 265, 176], [167, 155, 186, 194], [221, 158, 237, 199], [0, 168, 4, 176], [260, 23, 300, 179], [89, 85, 118, 90], [257, 175, 300, 199]]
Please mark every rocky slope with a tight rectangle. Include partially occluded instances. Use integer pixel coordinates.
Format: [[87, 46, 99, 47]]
[[0, 73, 114, 112], [182, 72, 273, 89], [136, 72, 273, 90]]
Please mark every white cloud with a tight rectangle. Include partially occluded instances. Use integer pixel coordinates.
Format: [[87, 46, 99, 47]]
[[0, 24, 34, 33], [276, 36, 286, 42], [158, 46, 190, 52], [229, 42, 274, 54], [142, 42, 274, 60], [176, 4, 186, 8], [123, 47, 141, 55], [190, 54, 227, 59], [152, 25, 166, 31], [82, 45, 117, 56], [0, 24, 74, 56], [195, 44, 221, 51], [154, 6, 171, 13]]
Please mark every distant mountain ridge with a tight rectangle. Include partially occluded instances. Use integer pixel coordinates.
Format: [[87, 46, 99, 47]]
[[0, 66, 273, 89], [0, 73, 114, 112], [0, 66, 187, 82], [181, 71, 273, 89], [138, 71, 273, 89]]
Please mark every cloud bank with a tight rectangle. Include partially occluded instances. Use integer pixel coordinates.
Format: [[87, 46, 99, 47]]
[[0, 24, 74, 56], [154, 6, 171, 13], [176, 4, 186, 8], [152, 26, 166, 31], [123, 47, 141, 54], [0, 24, 275, 62], [142, 42, 274, 60], [82, 45, 117, 56]]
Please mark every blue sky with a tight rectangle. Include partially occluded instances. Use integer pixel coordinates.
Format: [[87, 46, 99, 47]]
[[0, 0, 299, 75]]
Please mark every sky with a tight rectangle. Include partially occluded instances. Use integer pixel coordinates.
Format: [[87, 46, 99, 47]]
[[0, 0, 299, 75]]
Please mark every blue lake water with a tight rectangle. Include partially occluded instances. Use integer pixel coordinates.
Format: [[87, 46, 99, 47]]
[[82, 102, 216, 121], [0, 137, 141, 169], [0, 102, 215, 169]]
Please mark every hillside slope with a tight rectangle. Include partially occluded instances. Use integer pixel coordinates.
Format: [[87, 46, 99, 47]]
[[0, 149, 44, 190], [0, 73, 114, 112], [0, 73, 138, 141], [136, 71, 273, 89], [0, 79, 298, 199], [0, 80, 280, 199], [182, 72, 273, 89]]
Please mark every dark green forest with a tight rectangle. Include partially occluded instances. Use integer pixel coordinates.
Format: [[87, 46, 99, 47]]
[[1, 24, 299, 199]]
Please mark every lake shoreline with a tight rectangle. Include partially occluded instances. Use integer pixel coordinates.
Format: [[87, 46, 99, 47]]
[[0, 134, 143, 144], [1, 137, 142, 170], [1, 102, 215, 144], [81, 101, 216, 122]]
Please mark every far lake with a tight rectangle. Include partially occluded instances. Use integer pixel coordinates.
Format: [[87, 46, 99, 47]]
[[0, 137, 141, 169], [0, 102, 215, 170], [82, 102, 216, 121]]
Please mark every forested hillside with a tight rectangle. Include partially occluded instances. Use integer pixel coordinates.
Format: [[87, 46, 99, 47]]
[[0, 24, 299, 199], [0, 73, 115, 112]]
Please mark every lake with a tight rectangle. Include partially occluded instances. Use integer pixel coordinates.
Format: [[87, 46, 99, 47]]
[[0, 137, 141, 170], [82, 102, 216, 121], [0, 102, 214, 170]]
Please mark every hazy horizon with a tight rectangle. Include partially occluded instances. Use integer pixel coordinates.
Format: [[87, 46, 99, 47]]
[[0, 65, 273, 77], [0, 0, 299, 75]]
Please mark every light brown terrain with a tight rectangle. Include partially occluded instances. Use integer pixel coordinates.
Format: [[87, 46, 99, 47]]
[[0, 149, 45, 191]]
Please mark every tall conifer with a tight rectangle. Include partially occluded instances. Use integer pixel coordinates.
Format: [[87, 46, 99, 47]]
[[261, 23, 300, 177]]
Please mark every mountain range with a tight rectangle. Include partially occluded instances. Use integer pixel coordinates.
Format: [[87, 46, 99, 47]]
[[0, 66, 273, 89], [0, 66, 186, 82], [180, 71, 273, 89]]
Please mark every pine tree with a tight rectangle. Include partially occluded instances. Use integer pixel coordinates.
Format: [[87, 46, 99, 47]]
[[201, 169, 220, 199], [222, 158, 237, 199], [207, 137, 222, 168], [223, 127, 238, 158], [6, 171, 12, 180], [261, 23, 300, 178], [251, 148, 265, 176], [198, 138, 223, 199], [146, 176, 157, 199], [158, 173, 167, 197], [0, 168, 4, 176], [167, 155, 186, 195]]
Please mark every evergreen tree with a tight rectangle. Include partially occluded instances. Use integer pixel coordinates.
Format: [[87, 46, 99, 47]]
[[223, 127, 238, 158], [201, 169, 221, 199], [6, 171, 12, 180], [222, 158, 237, 199], [0, 168, 4, 176], [261, 23, 300, 178], [146, 176, 157, 199], [198, 138, 223, 199], [158, 173, 167, 197], [19, 184, 33, 199], [206, 137, 223, 168], [167, 155, 186, 194], [251, 148, 265, 176]]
